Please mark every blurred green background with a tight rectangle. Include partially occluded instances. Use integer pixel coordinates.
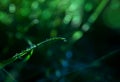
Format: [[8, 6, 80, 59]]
[[0, 0, 120, 82]]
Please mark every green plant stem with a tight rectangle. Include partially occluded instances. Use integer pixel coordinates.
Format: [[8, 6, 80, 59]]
[[81, 0, 109, 32], [88, 0, 109, 24], [0, 37, 66, 69]]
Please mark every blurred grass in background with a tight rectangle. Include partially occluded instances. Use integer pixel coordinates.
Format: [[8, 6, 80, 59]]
[[0, 0, 120, 82]]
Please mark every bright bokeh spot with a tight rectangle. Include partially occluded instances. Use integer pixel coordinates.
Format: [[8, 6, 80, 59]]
[[82, 23, 90, 32], [72, 31, 83, 41], [9, 4, 16, 13], [63, 14, 72, 24], [31, 1, 39, 10]]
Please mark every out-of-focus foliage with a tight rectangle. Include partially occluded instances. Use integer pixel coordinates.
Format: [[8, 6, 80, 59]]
[[0, 0, 120, 82], [103, 0, 120, 31]]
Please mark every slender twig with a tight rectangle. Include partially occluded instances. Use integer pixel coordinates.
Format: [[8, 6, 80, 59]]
[[0, 37, 66, 69]]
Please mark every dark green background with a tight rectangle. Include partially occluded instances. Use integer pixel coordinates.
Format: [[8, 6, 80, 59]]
[[0, 0, 120, 82]]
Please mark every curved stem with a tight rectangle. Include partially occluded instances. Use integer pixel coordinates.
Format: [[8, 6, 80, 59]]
[[0, 37, 66, 69]]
